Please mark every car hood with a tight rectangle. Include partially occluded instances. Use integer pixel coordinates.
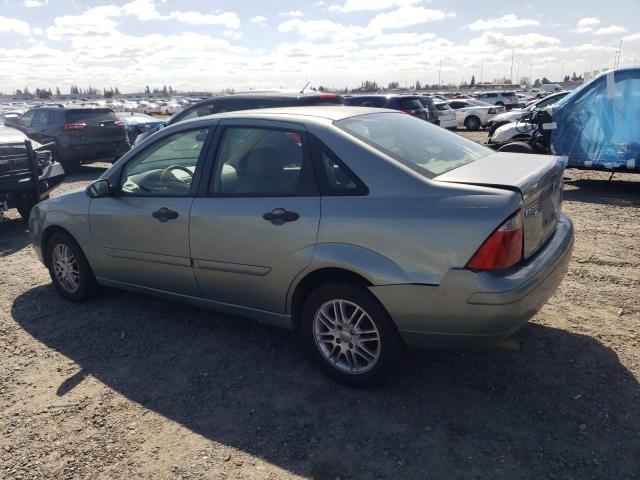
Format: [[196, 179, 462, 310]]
[[491, 121, 536, 143], [490, 110, 524, 123]]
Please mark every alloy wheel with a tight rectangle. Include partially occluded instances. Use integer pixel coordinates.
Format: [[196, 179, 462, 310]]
[[51, 244, 80, 294], [313, 299, 381, 374]]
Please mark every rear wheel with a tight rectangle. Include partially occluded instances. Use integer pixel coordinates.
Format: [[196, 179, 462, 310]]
[[497, 142, 534, 154], [464, 115, 481, 131], [46, 231, 96, 301], [301, 283, 401, 388]]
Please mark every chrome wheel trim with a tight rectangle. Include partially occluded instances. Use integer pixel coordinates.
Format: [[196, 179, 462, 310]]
[[313, 299, 381, 374], [51, 244, 80, 294]]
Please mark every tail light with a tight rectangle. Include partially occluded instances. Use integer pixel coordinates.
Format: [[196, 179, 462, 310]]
[[319, 94, 337, 99], [63, 122, 87, 131], [114, 120, 125, 128], [399, 109, 413, 114], [466, 210, 523, 270]]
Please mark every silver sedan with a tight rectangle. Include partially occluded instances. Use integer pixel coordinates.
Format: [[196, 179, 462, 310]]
[[29, 107, 573, 387]]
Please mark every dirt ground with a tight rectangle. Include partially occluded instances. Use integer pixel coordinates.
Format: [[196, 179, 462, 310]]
[[1, 131, 639, 480]]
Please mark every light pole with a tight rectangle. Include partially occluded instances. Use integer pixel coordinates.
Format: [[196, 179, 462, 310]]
[[561, 62, 566, 82], [516, 62, 520, 85]]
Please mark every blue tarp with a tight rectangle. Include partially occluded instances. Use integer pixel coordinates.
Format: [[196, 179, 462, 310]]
[[550, 67, 640, 171]]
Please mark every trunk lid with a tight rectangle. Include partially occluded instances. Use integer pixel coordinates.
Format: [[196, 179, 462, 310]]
[[435, 152, 564, 259], [65, 109, 127, 144]]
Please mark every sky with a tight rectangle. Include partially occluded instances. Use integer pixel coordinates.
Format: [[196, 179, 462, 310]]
[[0, 0, 639, 93]]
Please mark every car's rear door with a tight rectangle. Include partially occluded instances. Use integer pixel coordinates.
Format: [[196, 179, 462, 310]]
[[189, 119, 320, 315], [89, 126, 212, 296]]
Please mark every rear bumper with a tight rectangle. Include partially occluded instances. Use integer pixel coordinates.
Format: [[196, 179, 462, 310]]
[[62, 142, 130, 163], [369, 214, 574, 348]]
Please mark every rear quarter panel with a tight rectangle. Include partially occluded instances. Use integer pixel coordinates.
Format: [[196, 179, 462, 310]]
[[305, 122, 522, 286]]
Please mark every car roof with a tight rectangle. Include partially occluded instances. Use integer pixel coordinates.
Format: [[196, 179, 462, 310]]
[[194, 105, 398, 123], [194, 92, 341, 102]]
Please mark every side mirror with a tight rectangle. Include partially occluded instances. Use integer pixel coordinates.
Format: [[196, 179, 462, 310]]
[[86, 179, 111, 198]]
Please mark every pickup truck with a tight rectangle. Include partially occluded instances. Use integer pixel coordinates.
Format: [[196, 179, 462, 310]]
[[0, 126, 65, 219]]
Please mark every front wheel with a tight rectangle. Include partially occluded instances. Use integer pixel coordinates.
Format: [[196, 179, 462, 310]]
[[46, 231, 96, 301], [301, 284, 402, 388]]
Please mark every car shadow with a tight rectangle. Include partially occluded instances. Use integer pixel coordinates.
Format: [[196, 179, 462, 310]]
[[0, 216, 30, 256], [11, 286, 640, 479], [563, 174, 640, 208]]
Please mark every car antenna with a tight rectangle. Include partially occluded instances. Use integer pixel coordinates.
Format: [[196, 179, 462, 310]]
[[299, 81, 311, 94]]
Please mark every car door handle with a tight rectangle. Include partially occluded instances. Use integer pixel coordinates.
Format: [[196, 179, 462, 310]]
[[263, 208, 299, 225], [152, 207, 179, 222]]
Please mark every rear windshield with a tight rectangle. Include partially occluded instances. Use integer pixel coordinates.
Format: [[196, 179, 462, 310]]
[[503, 92, 516, 96], [346, 97, 387, 108], [397, 98, 424, 110], [297, 95, 344, 106], [66, 109, 117, 123], [336, 112, 490, 177]]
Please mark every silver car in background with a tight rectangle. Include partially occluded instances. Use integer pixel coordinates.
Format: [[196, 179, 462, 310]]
[[29, 107, 573, 387]]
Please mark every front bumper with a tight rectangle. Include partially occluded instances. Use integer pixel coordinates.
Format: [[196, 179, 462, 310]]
[[369, 214, 574, 348]]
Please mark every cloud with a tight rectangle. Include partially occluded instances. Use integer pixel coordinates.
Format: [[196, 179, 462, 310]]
[[250, 16, 267, 24], [623, 32, 640, 42], [278, 19, 377, 40], [280, 10, 304, 17], [574, 17, 600, 33], [472, 31, 561, 48], [121, 0, 240, 28], [368, 6, 447, 30], [468, 14, 540, 31], [574, 43, 616, 53], [329, 0, 420, 12], [0, 16, 31, 35], [24, 0, 45, 7], [593, 25, 627, 35], [366, 32, 436, 45]]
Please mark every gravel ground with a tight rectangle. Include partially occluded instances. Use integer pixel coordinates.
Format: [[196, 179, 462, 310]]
[[1, 130, 639, 479]]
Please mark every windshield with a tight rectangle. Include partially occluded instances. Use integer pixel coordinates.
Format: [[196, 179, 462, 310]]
[[336, 112, 491, 177]]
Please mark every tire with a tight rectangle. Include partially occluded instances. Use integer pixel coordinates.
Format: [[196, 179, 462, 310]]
[[464, 116, 481, 131], [497, 142, 535, 154], [496, 101, 504, 107], [301, 283, 402, 388], [45, 231, 96, 302]]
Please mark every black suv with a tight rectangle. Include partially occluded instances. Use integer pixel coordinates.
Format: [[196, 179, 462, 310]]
[[0, 126, 65, 219], [135, 91, 345, 145], [344, 95, 429, 121], [15, 105, 130, 171]]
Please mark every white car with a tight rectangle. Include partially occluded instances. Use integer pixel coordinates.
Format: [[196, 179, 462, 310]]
[[487, 91, 570, 139], [447, 99, 505, 131], [474, 91, 519, 110], [434, 102, 457, 129]]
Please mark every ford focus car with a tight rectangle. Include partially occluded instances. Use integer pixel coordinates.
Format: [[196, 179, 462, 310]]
[[29, 107, 573, 388]]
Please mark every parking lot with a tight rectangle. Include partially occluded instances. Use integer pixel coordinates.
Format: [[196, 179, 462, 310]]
[[0, 127, 638, 479]]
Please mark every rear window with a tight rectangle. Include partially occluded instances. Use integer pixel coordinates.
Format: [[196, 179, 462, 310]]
[[435, 103, 451, 111], [335, 112, 490, 177], [346, 97, 386, 108], [66, 109, 117, 123], [396, 98, 423, 110], [297, 94, 344, 106], [503, 92, 516, 97]]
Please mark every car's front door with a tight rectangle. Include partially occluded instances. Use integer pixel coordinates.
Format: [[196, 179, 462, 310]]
[[189, 121, 320, 315], [89, 127, 211, 296]]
